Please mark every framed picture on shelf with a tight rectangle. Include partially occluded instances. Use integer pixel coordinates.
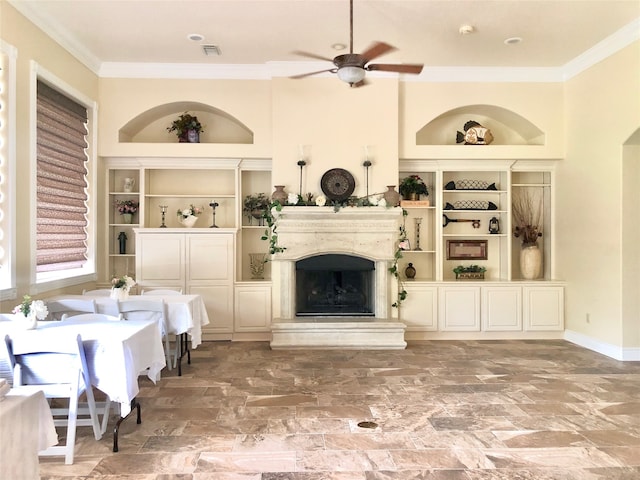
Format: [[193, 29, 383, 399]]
[[446, 240, 487, 260]]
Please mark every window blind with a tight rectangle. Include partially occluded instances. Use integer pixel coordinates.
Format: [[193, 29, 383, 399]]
[[36, 81, 89, 272]]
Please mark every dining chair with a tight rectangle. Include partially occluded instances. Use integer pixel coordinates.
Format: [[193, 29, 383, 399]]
[[117, 299, 173, 370], [140, 288, 184, 368], [4, 334, 103, 465], [45, 298, 97, 321], [82, 288, 112, 296]]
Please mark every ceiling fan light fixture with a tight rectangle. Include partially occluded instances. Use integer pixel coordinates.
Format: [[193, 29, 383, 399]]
[[337, 66, 365, 84]]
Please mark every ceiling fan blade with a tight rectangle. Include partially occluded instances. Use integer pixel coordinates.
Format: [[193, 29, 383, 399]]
[[291, 50, 335, 63], [359, 42, 396, 62], [367, 63, 424, 74], [290, 68, 336, 79]]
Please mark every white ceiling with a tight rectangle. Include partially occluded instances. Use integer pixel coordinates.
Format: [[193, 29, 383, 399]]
[[8, 0, 640, 79]]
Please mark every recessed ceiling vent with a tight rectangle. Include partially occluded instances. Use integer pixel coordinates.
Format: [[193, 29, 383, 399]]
[[202, 44, 222, 56]]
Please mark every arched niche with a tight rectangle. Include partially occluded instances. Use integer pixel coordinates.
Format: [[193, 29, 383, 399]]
[[416, 104, 545, 146], [118, 101, 254, 144]]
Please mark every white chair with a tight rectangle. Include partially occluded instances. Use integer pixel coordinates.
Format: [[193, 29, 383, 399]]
[[4, 334, 103, 465], [45, 298, 97, 321], [141, 288, 185, 368], [140, 288, 183, 295], [82, 288, 112, 296], [117, 299, 173, 370]]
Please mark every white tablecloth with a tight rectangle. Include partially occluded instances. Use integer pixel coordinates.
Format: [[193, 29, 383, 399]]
[[0, 317, 166, 416], [50, 294, 210, 348], [0, 390, 57, 479]]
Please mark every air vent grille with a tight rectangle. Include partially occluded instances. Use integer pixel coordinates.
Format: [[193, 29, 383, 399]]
[[202, 44, 222, 56]]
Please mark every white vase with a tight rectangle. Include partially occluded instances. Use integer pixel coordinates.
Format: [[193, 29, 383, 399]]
[[110, 287, 129, 301], [179, 214, 198, 228], [15, 312, 38, 330], [520, 244, 542, 280]]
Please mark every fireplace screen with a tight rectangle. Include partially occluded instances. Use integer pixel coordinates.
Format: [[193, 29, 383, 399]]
[[296, 254, 375, 316]]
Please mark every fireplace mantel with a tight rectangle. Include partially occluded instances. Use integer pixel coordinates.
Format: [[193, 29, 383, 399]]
[[270, 206, 407, 349]]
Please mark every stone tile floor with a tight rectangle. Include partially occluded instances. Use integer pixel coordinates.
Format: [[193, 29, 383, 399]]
[[39, 340, 640, 479]]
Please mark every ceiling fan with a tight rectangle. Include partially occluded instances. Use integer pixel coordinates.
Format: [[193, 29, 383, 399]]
[[290, 0, 424, 87]]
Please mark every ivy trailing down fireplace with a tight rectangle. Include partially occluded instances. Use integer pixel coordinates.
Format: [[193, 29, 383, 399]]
[[296, 254, 375, 317]]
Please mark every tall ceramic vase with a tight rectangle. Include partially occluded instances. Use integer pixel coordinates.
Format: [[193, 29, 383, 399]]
[[520, 243, 542, 280], [179, 215, 198, 228], [272, 185, 287, 205], [383, 186, 401, 207]]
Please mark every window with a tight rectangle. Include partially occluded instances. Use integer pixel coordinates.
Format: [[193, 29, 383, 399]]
[[0, 42, 17, 298], [36, 79, 91, 278]]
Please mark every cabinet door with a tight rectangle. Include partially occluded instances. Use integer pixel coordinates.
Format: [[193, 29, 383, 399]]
[[191, 284, 234, 335], [401, 284, 437, 331], [187, 234, 233, 283], [438, 286, 481, 331], [523, 286, 564, 331], [234, 284, 272, 332], [482, 286, 522, 331], [136, 233, 185, 285]]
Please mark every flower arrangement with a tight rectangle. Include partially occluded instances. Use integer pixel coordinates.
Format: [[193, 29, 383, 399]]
[[166, 112, 204, 139], [177, 204, 203, 219], [115, 199, 139, 214], [399, 175, 429, 198], [13, 294, 48, 320], [243, 193, 270, 220], [111, 274, 136, 292], [512, 190, 543, 246]]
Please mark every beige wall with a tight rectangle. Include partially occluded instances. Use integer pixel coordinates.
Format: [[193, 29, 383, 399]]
[[560, 41, 640, 349], [0, 2, 100, 310]]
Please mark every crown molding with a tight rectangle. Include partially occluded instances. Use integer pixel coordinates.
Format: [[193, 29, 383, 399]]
[[562, 17, 640, 80], [8, 0, 102, 74], [9, 0, 639, 84]]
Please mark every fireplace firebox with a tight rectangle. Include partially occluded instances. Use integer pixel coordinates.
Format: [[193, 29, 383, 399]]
[[296, 254, 375, 316]]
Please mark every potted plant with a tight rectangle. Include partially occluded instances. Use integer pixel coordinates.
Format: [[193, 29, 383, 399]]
[[399, 174, 429, 200], [243, 193, 270, 225], [166, 112, 204, 143], [115, 199, 139, 224], [453, 264, 486, 280]]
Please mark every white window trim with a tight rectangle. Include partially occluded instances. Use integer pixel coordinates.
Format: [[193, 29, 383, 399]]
[[0, 41, 17, 301], [30, 61, 98, 293]]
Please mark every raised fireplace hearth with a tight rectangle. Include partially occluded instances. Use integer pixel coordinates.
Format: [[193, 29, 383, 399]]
[[269, 207, 407, 350]]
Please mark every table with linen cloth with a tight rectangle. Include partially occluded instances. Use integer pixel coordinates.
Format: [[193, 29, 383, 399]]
[[50, 293, 210, 349], [0, 316, 166, 417], [0, 388, 57, 479]]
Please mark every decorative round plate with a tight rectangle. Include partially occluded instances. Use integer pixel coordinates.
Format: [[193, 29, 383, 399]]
[[320, 168, 356, 202]]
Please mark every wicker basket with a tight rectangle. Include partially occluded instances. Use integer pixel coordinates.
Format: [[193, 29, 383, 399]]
[[455, 272, 485, 280]]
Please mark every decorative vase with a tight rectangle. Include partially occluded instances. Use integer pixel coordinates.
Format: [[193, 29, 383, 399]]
[[520, 243, 542, 280], [405, 262, 416, 280], [272, 185, 287, 205], [179, 214, 198, 228], [187, 129, 200, 143], [123, 177, 135, 192], [251, 209, 264, 226], [405, 192, 418, 201], [249, 253, 268, 279], [15, 312, 38, 330], [122, 213, 133, 224], [110, 288, 129, 301], [384, 186, 400, 207]]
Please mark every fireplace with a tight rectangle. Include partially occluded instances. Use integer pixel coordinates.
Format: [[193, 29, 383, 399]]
[[296, 254, 375, 316], [269, 207, 407, 349]]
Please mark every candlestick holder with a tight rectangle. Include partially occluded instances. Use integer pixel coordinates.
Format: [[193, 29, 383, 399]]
[[297, 160, 306, 198], [414, 217, 422, 251], [363, 159, 372, 199], [209, 201, 219, 228], [159, 205, 168, 228]]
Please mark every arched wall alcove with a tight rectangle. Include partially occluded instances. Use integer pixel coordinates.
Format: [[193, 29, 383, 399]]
[[416, 104, 545, 146], [621, 126, 640, 348], [118, 101, 254, 144]]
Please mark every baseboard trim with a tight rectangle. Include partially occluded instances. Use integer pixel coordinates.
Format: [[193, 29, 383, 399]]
[[564, 329, 640, 361]]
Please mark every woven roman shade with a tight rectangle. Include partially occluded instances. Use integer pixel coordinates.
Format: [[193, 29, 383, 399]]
[[36, 81, 89, 272]]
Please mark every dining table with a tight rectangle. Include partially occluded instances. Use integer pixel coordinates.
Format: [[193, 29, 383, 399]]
[[0, 315, 167, 452], [0, 389, 58, 478]]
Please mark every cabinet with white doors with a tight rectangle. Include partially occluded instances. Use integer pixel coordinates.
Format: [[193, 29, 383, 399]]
[[134, 230, 235, 338], [234, 283, 272, 336]]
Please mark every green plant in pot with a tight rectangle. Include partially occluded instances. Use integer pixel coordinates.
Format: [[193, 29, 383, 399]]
[[453, 264, 486, 279], [243, 193, 270, 225], [167, 112, 204, 143], [399, 174, 429, 200]]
